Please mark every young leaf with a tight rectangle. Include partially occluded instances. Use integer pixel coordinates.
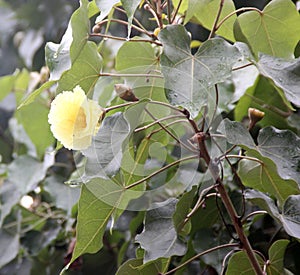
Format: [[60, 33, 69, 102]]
[[234, 0, 300, 58], [135, 199, 186, 262], [257, 54, 300, 107], [267, 240, 289, 275], [159, 25, 241, 116]]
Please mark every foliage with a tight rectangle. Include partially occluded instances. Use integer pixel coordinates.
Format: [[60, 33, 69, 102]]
[[0, 0, 300, 274]]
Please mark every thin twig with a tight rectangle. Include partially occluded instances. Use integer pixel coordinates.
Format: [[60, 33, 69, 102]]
[[171, 0, 183, 23], [90, 33, 162, 46], [208, 0, 225, 39], [162, 243, 239, 275], [125, 154, 198, 189]]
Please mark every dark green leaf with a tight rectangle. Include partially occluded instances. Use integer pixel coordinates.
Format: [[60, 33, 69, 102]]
[[267, 240, 289, 275], [57, 41, 102, 94], [226, 251, 264, 275], [257, 54, 300, 106], [234, 0, 300, 58], [82, 112, 130, 180], [238, 154, 299, 205], [257, 127, 300, 184], [173, 186, 197, 233], [159, 25, 240, 116], [281, 195, 300, 239], [135, 199, 186, 262]]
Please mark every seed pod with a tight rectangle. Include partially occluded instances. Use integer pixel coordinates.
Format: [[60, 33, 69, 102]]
[[92, 24, 101, 34], [114, 84, 139, 102]]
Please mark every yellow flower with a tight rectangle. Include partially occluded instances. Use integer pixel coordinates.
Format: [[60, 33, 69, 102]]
[[48, 85, 103, 150]]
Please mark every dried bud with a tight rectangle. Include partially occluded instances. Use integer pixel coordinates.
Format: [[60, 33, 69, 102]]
[[92, 24, 101, 34], [248, 108, 265, 129], [114, 84, 139, 102]]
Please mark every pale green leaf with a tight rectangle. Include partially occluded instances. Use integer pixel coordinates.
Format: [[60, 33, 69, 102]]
[[186, 0, 237, 41], [57, 41, 102, 94], [235, 0, 300, 58], [0, 229, 19, 268], [115, 41, 166, 102]]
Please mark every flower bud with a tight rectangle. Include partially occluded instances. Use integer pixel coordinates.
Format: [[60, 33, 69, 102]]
[[114, 84, 139, 102], [92, 24, 101, 34], [248, 108, 265, 129]]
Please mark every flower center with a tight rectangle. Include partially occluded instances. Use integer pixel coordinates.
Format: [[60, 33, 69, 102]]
[[75, 107, 87, 130]]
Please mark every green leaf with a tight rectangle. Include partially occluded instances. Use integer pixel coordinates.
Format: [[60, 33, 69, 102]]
[[257, 54, 300, 106], [14, 101, 54, 158], [135, 199, 186, 262], [173, 0, 189, 14], [234, 76, 293, 130], [220, 120, 300, 184], [0, 229, 19, 268], [256, 127, 300, 184], [115, 41, 166, 102], [159, 25, 240, 116], [43, 176, 80, 215], [57, 41, 102, 94], [116, 258, 169, 275], [70, 182, 115, 264], [193, 228, 232, 274], [45, 0, 90, 81], [238, 154, 299, 205], [173, 186, 197, 233], [0, 74, 15, 101], [17, 80, 56, 109], [82, 112, 130, 180], [96, 0, 120, 22], [186, 0, 237, 41], [120, 0, 141, 38], [234, 0, 300, 58], [267, 240, 289, 275], [245, 191, 300, 239], [226, 251, 264, 275]]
